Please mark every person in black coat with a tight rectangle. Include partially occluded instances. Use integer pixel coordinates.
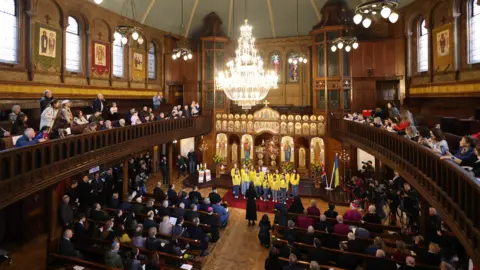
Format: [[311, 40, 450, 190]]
[[188, 186, 203, 203], [264, 247, 281, 270], [58, 229, 81, 258], [157, 200, 171, 218], [107, 193, 120, 209], [314, 215, 328, 231], [90, 203, 109, 222], [245, 183, 257, 226], [308, 238, 330, 265], [417, 242, 441, 267], [258, 214, 272, 248], [153, 182, 166, 202], [78, 175, 93, 212], [202, 207, 219, 242], [366, 249, 397, 270], [335, 242, 360, 270], [66, 181, 79, 207], [208, 187, 222, 205], [167, 184, 178, 204], [185, 204, 200, 222], [92, 93, 106, 116], [172, 203, 186, 218], [187, 217, 210, 256], [172, 217, 189, 238], [324, 203, 338, 219], [363, 205, 382, 224], [160, 156, 169, 184], [73, 214, 87, 239], [143, 211, 158, 231], [58, 195, 74, 228], [40, 90, 53, 113]]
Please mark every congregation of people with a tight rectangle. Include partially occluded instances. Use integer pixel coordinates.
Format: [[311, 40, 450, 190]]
[[344, 102, 480, 179], [0, 90, 201, 148]]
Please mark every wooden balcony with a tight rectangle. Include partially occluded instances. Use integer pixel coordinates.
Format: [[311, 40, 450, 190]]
[[0, 117, 212, 210], [329, 116, 480, 265]]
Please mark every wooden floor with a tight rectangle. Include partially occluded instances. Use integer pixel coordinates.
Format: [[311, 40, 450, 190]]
[[0, 172, 349, 270]]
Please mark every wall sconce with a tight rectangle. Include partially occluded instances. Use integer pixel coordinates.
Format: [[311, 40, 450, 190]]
[[173, 140, 178, 144]]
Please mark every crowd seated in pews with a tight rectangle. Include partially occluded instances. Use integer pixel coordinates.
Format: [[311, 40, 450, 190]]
[[0, 89, 201, 150]]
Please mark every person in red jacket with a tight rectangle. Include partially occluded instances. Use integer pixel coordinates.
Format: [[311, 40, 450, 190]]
[[296, 210, 314, 229], [393, 115, 411, 133]]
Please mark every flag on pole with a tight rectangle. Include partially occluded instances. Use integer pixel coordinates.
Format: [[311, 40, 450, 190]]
[[330, 153, 340, 189], [321, 161, 327, 184]]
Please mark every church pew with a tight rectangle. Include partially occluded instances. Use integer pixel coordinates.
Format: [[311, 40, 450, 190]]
[[131, 199, 221, 222], [103, 208, 213, 232], [277, 257, 344, 270], [284, 211, 402, 233], [48, 253, 121, 270], [272, 224, 413, 249], [272, 238, 438, 270]]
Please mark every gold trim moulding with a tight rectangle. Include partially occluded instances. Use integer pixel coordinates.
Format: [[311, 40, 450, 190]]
[[409, 83, 480, 96], [0, 83, 161, 98]]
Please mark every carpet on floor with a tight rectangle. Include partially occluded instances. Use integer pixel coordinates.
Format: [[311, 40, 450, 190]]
[[221, 190, 293, 213]]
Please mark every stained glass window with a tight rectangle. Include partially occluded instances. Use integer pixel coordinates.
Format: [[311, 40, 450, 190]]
[[148, 43, 156, 79], [344, 90, 350, 110], [317, 44, 324, 77], [112, 38, 124, 77], [270, 52, 281, 83], [287, 52, 299, 83], [418, 19, 429, 72], [469, 0, 480, 64], [66, 17, 81, 72], [327, 48, 339, 76], [205, 51, 214, 81], [328, 90, 340, 110], [317, 91, 325, 109], [0, 0, 17, 63]]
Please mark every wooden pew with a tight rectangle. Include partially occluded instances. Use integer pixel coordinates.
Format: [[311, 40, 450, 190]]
[[48, 253, 120, 270], [272, 224, 410, 249], [284, 211, 402, 233], [277, 257, 343, 270], [273, 238, 438, 270]]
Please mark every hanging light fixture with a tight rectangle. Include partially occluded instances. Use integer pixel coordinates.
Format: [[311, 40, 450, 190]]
[[94, 0, 104, 4], [331, 15, 359, 52], [216, 0, 278, 110], [353, 0, 399, 28], [113, 0, 144, 46], [172, 0, 193, 61], [287, 0, 308, 65]]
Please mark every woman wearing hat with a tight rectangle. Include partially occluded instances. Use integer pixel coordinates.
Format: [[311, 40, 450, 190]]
[[60, 100, 73, 125]]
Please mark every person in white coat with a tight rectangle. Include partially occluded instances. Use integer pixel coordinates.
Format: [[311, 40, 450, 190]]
[[40, 99, 60, 129]]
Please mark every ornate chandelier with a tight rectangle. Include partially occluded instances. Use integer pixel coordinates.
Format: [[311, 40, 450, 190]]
[[331, 36, 359, 52], [353, 0, 399, 28], [287, 0, 308, 66], [172, 0, 193, 61], [216, 19, 278, 109], [112, 0, 144, 45]]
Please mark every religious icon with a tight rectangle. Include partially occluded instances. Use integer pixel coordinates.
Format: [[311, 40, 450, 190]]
[[284, 140, 292, 162], [318, 122, 325, 136], [310, 123, 317, 135], [232, 143, 238, 163], [39, 27, 56, 58], [247, 121, 254, 132], [303, 123, 310, 135], [241, 121, 247, 132], [299, 147, 306, 168], [216, 120, 222, 131], [228, 121, 234, 132], [234, 121, 241, 132], [436, 29, 450, 57], [311, 137, 324, 165], [295, 123, 302, 135], [280, 122, 287, 134], [270, 52, 281, 82], [133, 52, 143, 70], [288, 122, 294, 134], [242, 136, 252, 161], [94, 43, 107, 66], [216, 133, 228, 160], [288, 52, 299, 83], [222, 120, 228, 131]]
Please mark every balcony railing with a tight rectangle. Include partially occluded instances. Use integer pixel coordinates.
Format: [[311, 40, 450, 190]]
[[0, 117, 212, 210], [329, 116, 480, 265]]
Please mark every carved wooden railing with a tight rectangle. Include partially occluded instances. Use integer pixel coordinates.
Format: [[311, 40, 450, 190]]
[[0, 117, 213, 210], [329, 116, 480, 264]]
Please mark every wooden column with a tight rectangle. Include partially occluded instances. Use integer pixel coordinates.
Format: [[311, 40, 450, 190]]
[[419, 197, 429, 236], [168, 143, 174, 185], [152, 145, 159, 173], [45, 184, 58, 265], [123, 159, 129, 199]]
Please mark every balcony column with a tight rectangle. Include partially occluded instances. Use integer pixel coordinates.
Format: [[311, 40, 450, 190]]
[[152, 145, 159, 173], [419, 197, 429, 236], [45, 183, 59, 266], [168, 143, 174, 185], [374, 159, 384, 182], [123, 158, 129, 200]]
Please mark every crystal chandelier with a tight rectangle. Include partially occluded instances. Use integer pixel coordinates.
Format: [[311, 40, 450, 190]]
[[172, 0, 193, 61], [216, 19, 278, 109], [353, 0, 399, 28], [331, 36, 359, 52], [112, 0, 144, 46]]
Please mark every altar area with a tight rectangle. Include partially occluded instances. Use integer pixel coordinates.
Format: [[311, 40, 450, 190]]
[[215, 103, 327, 180]]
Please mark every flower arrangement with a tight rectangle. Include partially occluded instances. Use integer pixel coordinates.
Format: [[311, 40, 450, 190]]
[[199, 164, 206, 171], [281, 162, 293, 172], [312, 163, 323, 173], [242, 158, 252, 168], [213, 154, 222, 164]]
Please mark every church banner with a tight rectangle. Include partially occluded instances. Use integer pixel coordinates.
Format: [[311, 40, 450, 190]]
[[130, 48, 145, 82], [34, 23, 62, 71], [433, 23, 453, 73], [91, 40, 110, 76]]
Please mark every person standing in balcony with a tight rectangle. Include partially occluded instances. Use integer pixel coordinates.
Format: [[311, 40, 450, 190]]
[[92, 93, 106, 116], [387, 102, 400, 120], [40, 89, 53, 113], [40, 99, 60, 130], [9, 105, 23, 123], [153, 92, 162, 110], [183, 105, 191, 118]]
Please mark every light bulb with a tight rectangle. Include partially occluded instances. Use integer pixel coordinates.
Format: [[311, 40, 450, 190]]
[[132, 31, 139, 40], [183, 55, 187, 61], [94, 0, 103, 4], [293, 60, 298, 65], [363, 18, 372, 28], [114, 31, 121, 41], [331, 45, 337, 52], [172, 54, 177, 60], [352, 42, 359, 49], [121, 36, 128, 45], [381, 7, 392, 19], [138, 37, 144, 45], [299, 57, 303, 62], [337, 42, 344, 49], [372, 11, 377, 15], [364, 9, 370, 13], [288, 58, 293, 63], [389, 12, 399, 23], [353, 14, 363, 25], [345, 45, 351, 52], [303, 58, 307, 63], [188, 53, 192, 59]]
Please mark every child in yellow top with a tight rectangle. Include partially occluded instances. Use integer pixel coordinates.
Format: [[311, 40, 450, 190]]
[[261, 176, 269, 201], [231, 164, 239, 178], [289, 169, 300, 197], [241, 169, 250, 199], [232, 168, 241, 198], [253, 171, 263, 198], [271, 177, 280, 202], [279, 176, 288, 204]]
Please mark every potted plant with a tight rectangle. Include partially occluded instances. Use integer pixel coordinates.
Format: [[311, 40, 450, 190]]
[[311, 163, 324, 188]]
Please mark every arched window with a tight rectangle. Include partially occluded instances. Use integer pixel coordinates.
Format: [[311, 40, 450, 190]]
[[0, 0, 17, 63], [469, 0, 480, 64], [66, 16, 81, 72], [148, 42, 156, 80], [270, 52, 281, 83], [417, 19, 429, 72], [287, 52, 299, 83], [112, 38, 124, 77]]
